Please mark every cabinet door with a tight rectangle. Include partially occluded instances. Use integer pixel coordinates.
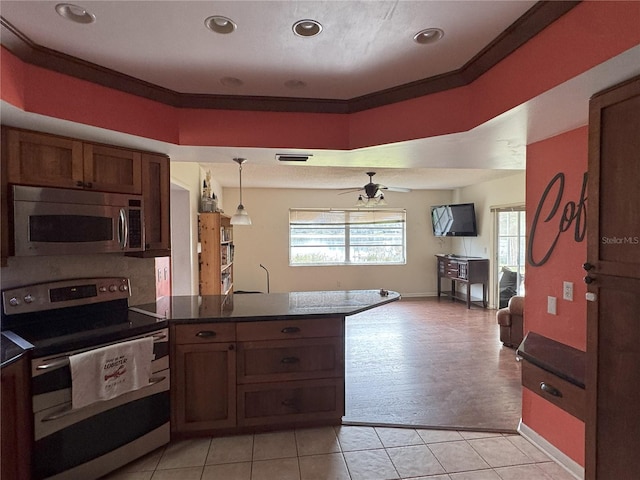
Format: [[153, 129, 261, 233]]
[[141, 153, 171, 252], [172, 342, 236, 432], [83, 143, 142, 194], [1, 356, 32, 480], [5, 128, 84, 188], [586, 76, 640, 480]]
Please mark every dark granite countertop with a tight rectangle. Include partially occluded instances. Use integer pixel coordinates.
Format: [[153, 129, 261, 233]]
[[1, 331, 34, 367], [516, 331, 586, 388], [131, 289, 400, 323]]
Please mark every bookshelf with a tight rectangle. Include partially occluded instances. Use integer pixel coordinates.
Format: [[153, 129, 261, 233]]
[[198, 212, 233, 295]]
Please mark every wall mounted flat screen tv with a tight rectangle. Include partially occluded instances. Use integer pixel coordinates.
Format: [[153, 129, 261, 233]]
[[431, 203, 478, 237]]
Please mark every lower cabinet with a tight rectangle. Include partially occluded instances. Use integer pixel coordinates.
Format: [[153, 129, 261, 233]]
[[171, 318, 345, 435], [1, 354, 32, 480], [171, 323, 236, 433]]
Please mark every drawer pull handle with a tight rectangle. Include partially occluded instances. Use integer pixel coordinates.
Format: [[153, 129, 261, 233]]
[[196, 331, 217, 338], [281, 399, 297, 408], [281, 356, 300, 364], [540, 382, 562, 397], [281, 327, 301, 334]]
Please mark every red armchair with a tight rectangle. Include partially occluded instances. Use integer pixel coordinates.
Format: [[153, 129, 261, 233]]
[[496, 295, 524, 348]]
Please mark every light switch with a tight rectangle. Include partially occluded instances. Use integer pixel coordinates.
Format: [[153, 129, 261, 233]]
[[547, 296, 557, 315]]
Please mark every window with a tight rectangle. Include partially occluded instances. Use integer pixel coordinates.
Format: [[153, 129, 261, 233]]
[[289, 209, 406, 266]]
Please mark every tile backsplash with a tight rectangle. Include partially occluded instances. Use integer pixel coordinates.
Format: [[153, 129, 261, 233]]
[[1, 254, 157, 306]]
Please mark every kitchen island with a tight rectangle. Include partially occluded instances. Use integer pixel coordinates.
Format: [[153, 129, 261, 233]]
[[132, 290, 400, 437]]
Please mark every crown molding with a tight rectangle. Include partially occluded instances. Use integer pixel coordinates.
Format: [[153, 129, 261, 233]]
[[0, 1, 579, 114]]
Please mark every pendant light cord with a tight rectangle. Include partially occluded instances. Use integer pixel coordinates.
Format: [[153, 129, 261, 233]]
[[238, 162, 243, 206]]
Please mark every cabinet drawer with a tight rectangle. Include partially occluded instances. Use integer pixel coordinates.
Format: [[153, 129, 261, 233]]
[[237, 338, 344, 384], [521, 361, 585, 421], [237, 379, 344, 427], [173, 323, 236, 344], [236, 318, 343, 341]]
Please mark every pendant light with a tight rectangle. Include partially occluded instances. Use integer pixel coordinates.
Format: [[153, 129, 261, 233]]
[[230, 158, 252, 225]]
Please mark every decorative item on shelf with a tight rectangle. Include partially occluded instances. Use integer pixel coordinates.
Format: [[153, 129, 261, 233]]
[[200, 170, 218, 212], [230, 158, 251, 225]]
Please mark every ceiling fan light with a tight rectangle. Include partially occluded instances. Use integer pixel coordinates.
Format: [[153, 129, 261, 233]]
[[355, 195, 366, 207], [377, 194, 387, 206]]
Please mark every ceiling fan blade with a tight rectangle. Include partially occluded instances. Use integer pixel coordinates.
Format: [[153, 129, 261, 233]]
[[338, 188, 364, 195], [385, 186, 411, 192]]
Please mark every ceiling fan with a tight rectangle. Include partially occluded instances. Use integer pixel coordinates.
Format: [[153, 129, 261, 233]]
[[340, 172, 411, 207]]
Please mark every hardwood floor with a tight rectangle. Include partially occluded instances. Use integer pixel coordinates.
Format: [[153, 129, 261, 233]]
[[344, 297, 522, 433]]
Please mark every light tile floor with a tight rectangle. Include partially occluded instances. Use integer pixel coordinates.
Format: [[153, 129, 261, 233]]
[[103, 426, 577, 480]]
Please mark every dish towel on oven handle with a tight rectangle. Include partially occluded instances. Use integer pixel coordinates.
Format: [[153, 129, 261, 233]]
[[69, 336, 154, 410]]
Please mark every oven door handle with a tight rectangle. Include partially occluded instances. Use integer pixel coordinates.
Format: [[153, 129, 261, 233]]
[[36, 332, 167, 372], [41, 376, 167, 422], [36, 357, 70, 371]]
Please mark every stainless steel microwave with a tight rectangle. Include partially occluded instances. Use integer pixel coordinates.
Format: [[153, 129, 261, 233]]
[[13, 185, 144, 256]]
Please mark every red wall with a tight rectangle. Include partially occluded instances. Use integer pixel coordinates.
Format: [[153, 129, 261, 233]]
[[2, 2, 639, 150], [524, 126, 588, 465]]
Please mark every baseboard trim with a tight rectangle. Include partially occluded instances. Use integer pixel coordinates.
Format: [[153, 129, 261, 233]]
[[518, 420, 584, 480]]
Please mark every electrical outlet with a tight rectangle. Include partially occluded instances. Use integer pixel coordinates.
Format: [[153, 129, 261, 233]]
[[547, 296, 557, 315], [563, 281, 574, 301]]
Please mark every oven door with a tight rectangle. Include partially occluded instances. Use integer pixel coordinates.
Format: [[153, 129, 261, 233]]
[[31, 329, 169, 480]]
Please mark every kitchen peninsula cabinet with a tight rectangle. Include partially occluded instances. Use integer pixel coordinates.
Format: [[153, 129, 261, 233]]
[[140, 290, 400, 436], [4, 127, 142, 194], [236, 318, 345, 428], [171, 323, 237, 433]]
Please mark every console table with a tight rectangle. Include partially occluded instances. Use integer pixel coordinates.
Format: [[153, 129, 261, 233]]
[[436, 255, 489, 308]]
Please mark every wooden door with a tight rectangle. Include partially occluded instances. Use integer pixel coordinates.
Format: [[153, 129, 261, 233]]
[[586, 75, 640, 479], [5, 128, 84, 188], [141, 153, 171, 252], [172, 342, 236, 432], [83, 143, 142, 194]]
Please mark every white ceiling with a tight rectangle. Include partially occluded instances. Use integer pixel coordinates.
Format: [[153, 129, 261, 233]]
[[1, 1, 639, 192]]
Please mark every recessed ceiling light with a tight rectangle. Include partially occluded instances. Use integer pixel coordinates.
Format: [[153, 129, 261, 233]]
[[55, 3, 95, 24], [205, 15, 237, 34], [413, 28, 444, 45], [284, 79, 307, 90], [293, 19, 322, 37], [220, 77, 243, 87]]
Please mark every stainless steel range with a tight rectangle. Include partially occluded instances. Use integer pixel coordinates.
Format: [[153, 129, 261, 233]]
[[1, 277, 170, 480]]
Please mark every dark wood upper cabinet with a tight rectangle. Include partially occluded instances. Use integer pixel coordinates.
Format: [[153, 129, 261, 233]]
[[128, 153, 171, 256], [586, 75, 640, 480], [83, 143, 142, 194], [6, 128, 84, 189], [1, 126, 171, 260]]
